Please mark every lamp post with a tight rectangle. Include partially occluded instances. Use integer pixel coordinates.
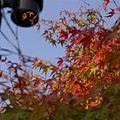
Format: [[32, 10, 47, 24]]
[[0, 0, 43, 27]]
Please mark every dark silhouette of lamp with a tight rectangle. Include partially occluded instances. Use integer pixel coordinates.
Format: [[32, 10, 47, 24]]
[[0, 0, 43, 27]]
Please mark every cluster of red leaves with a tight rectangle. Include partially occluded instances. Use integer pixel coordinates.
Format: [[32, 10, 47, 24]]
[[62, 80, 94, 96], [104, 0, 120, 17], [59, 30, 68, 40]]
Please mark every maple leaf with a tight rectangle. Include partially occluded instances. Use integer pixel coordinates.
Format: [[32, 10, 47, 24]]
[[57, 57, 63, 67], [80, 35, 91, 48], [0, 71, 2, 77], [92, 41, 99, 50], [34, 78, 41, 86], [85, 97, 103, 109], [69, 26, 79, 38], [32, 59, 41, 68], [70, 37, 77, 46], [89, 65, 99, 76], [98, 61, 105, 69], [36, 23, 40, 31], [59, 30, 68, 40], [32, 57, 38, 63], [104, 0, 110, 6], [105, 8, 115, 17], [79, 64, 86, 71], [116, 6, 120, 11]]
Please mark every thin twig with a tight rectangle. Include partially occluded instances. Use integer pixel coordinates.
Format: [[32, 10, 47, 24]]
[[15, 25, 26, 66]]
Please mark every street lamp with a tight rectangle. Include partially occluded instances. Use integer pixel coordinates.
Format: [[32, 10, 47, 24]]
[[0, 0, 43, 27]]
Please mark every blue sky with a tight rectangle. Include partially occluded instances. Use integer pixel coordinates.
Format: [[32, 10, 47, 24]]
[[0, 0, 120, 67]]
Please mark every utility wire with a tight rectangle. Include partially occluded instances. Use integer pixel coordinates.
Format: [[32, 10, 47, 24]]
[[0, 8, 50, 68], [0, 47, 34, 68], [2, 10, 18, 39], [0, 48, 33, 61], [2, 9, 27, 67], [0, 29, 27, 67], [0, 30, 19, 51]]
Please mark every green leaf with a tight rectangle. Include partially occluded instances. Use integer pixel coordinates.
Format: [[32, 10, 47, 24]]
[[30, 104, 47, 120], [0, 108, 30, 120]]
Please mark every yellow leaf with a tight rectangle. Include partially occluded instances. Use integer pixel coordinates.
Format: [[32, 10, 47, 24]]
[[32, 60, 41, 68], [42, 60, 49, 65]]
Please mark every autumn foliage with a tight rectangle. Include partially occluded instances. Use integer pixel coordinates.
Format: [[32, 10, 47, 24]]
[[0, 0, 120, 120]]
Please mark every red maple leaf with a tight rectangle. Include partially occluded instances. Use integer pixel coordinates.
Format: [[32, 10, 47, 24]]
[[116, 6, 120, 11], [0, 71, 3, 78], [93, 41, 99, 50], [57, 57, 63, 67], [69, 26, 79, 38], [33, 57, 38, 62], [80, 35, 91, 48], [59, 30, 68, 40], [104, 0, 110, 6], [70, 37, 77, 46], [79, 64, 86, 71], [105, 8, 115, 17], [34, 78, 41, 86]]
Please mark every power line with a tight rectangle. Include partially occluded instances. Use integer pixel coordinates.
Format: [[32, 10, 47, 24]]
[[2, 9, 18, 39], [0, 30, 19, 51]]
